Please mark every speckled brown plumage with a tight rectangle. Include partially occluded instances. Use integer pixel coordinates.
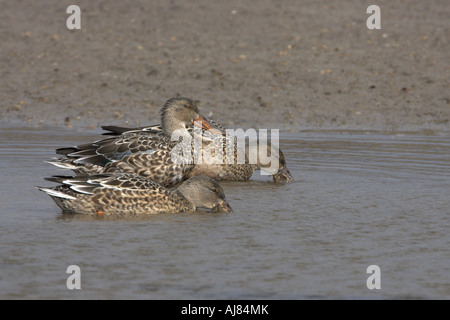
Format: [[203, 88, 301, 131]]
[[185, 131, 294, 183], [49, 97, 221, 187], [37, 174, 232, 215]]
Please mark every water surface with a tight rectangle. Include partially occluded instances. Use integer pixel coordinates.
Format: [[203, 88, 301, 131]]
[[0, 126, 449, 299]]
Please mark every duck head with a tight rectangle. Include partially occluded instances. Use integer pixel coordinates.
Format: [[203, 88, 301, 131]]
[[176, 176, 233, 213], [271, 149, 294, 183], [246, 142, 294, 183], [160, 97, 222, 136]]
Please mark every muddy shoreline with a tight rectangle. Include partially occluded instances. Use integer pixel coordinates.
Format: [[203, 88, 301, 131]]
[[1, 0, 449, 133]]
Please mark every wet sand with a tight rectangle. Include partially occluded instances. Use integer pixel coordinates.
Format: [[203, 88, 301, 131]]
[[1, 0, 449, 133]]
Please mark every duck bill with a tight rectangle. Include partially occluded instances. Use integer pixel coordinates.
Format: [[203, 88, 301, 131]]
[[192, 115, 223, 135], [214, 200, 233, 213], [273, 166, 294, 183]]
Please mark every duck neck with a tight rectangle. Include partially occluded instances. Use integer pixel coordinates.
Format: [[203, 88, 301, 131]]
[[173, 189, 196, 211], [245, 141, 262, 169], [245, 140, 278, 173], [161, 114, 189, 137]]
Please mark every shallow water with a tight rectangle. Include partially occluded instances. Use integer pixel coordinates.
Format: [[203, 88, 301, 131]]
[[0, 126, 449, 299]]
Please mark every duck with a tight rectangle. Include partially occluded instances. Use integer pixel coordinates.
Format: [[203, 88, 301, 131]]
[[49, 97, 223, 187], [186, 137, 294, 183], [37, 174, 232, 215]]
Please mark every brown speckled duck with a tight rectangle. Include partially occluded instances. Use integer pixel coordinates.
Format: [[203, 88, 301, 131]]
[[37, 174, 232, 215], [49, 97, 221, 187], [185, 131, 293, 183]]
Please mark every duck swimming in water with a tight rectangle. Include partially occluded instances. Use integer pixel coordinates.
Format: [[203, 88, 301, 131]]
[[186, 137, 293, 183], [37, 174, 232, 215], [49, 97, 222, 187]]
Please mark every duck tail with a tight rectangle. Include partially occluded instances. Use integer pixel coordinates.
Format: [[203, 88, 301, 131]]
[[35, 186, 76, 200]]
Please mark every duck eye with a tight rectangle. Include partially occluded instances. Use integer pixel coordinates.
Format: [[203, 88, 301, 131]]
[[211, 188, 218, 193]]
